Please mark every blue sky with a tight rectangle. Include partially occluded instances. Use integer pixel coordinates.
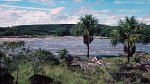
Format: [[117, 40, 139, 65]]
[[0, 0, 150, 27]]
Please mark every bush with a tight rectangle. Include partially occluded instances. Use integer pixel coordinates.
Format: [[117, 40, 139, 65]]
[[32, 49, 59, 64], [58, 49, 68, 60], [1, 55, 16, 72], [2, 41, 25, 49], [131, 55, 142, 63]]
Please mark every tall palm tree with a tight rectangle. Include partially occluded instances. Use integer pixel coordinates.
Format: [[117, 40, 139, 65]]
[[111, 16, 143, 63], [75, 15, 98, 58]]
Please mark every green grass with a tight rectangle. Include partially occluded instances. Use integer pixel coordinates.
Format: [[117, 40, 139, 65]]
[[11, 63, 33, 84], [11, 62, 113, 84], [11, 63, 89, 84], [102, 56, 126, 63], [10, 54, 150, 84], [44, 64, 88, 84]]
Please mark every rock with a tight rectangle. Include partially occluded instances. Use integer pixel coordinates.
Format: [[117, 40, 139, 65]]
[[29, 74, 54, 84], [0, 68, 14, 84], [69, 64, 81, 71], [114, 72, 135, 80], [65, 54, 74, 65]]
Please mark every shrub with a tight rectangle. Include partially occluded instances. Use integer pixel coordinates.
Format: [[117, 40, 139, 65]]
[[131, 55, 142, 63], [58, 49, 68, 60], [32, 48, 59, 64]]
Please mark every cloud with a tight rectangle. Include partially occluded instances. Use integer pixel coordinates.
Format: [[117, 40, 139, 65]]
[[75, 7, 124, 25], [117, 9, 141, 13], [0, 6, 65, 27], [29, 0, 70, 6], [0, 4, 65, 13], [138, 16, 150, 25], [0, 3, 149, 27], [0, 0, 22, 2], [114, 1, 134, 4], [51, 14, 79, 24], [0, 7, 149, 27], [0, 9, 53, 26], [0, 7, 77, 27], [0, 4, 51, 11], [50, 7, 65, 15], [0, 5, 139, 27], [77, 6, 100, 16], [100, 10, 111, 13], [114, 0, 149, 4], [29, 0, 54, 5], [73, 0, 82, 3]]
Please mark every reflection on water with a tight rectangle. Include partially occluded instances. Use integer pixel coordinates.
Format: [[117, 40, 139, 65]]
[[0, 36, 150, 56]]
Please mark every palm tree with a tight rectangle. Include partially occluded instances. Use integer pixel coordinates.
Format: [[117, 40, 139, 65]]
[[111, 16, 143, 63], [75, 15, 98, 58]]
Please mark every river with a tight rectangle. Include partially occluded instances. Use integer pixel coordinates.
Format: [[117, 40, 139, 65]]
[[0, 36, 150, 56]]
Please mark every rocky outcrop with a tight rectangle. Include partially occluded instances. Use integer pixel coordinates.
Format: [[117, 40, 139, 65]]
[[69, 56, 102, 71]]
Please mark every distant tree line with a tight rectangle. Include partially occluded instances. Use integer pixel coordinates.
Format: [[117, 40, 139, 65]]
[[0, 24, 149, 42], [0, 24, 73, 36], [0, 24, 116, 37]]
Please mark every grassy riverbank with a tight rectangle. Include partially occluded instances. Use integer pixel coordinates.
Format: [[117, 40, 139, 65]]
[[11, 59, 112, 84], [10, 53, 150, 84]]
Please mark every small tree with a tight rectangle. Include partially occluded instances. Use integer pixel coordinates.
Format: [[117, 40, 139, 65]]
[[2, 41, 25, 84], [75, 15, 98, 58], [111, 16, 143, 63]]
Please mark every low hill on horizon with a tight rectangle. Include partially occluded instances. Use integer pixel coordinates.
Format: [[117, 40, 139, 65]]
[[0, 24, 115, 36]]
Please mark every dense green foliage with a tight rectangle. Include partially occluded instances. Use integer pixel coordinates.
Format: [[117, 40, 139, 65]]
[[0, 24, 73, 36], [57, 49, 68, 59], [143, 24, 150, 44], [110, 16, 144, 63], [0, 24, 115, 37]]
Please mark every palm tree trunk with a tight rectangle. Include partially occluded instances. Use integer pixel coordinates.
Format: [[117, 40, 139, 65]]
[[86, 36, 90, 58], [127, 42, 130, 63], [87, 43, 90, 58], [0, 59, 1, 68], [127, 51, 130, 63]]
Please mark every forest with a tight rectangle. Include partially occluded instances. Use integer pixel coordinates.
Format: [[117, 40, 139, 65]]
[[0, 24, 115, 37]]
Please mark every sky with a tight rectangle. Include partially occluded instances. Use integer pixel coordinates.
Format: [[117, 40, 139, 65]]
[[0, 0, 150, 27]]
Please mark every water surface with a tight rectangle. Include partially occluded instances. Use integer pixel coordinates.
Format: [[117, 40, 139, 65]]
[[0, 36, 150, 56]]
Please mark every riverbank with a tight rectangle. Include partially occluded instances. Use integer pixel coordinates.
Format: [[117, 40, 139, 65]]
[[0, 35, 110, 39], [0, 35, 52, 38]]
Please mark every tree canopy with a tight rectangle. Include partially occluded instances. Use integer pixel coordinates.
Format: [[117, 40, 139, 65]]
[[111, 16, 144, 62]]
